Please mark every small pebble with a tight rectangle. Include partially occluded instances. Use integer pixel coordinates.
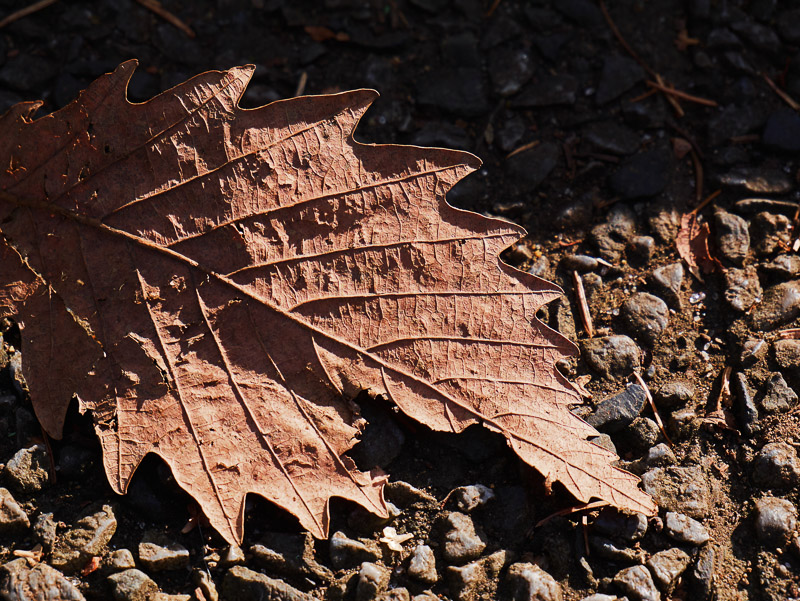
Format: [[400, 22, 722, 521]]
[[505, 562, 563, 601], [592, 508, 648, 541], [0, 487, 29, 535], [446, 551, 507, 601], [620, 293, 669, 345], [642, 443, 677, 468], [407, 544, 438, 584], [754, 497, 797, 548], [138, 531, 190, 572], [714, 208, 750, 264], [587, 384, 646, 433], [749, 280, 800, 330], [733, 372, 759, 436], [723, 266, 762, 312], [1, 559, 86, 601], [664, 512, 710, 545], [107, 569, 158, 601], [612, 565, 661, 601], [750, 211, 792, 255], [758, 372, 798, 414], [641, 466, 711, 518], [329, 531, 381, 569], [648, 263, 683, 309], [4, 445, 50, 495], [655, 381, 694, 409], [646, 548, 690, 592], [450, 484, 495, 512], [441, 512, 486, 564], [752, 442, 800, 489], [581, 335, 641, 380]]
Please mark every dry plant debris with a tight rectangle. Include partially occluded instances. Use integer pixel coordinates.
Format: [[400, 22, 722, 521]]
[[0, 62, 655, 545]]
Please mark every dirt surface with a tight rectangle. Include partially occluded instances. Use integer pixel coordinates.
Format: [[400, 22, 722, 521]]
[[1, 0, 800, 600]]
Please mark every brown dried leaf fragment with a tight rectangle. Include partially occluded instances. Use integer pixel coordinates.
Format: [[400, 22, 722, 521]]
[[0, 62, 655, 544]]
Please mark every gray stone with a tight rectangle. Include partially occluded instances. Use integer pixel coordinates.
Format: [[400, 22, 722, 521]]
[[510, 74, 578, 107], [648, 263, 683, 309], [193, 569, 219, 601], [587, 384, 646, 433], [107, 569, 158, 601], [749, 280, 800, 330], [583, 121, 640, 156], [612, 565, 660, 601], [138, 531, 190, 572], [622, 417, 661, 451], [642, 443, 677, 469], [375, 588, 410, 601], [761, 254, 800, 277], [596, 55, 646, 104], [221, 566, 313, 601], [407, 544, 437, 584], [0, 558, 85, 601], [384, 481, 437, 506], [581, 336, 641, 380], [329, 531, 381, 569], [609, 148, 670, 200], [750, 211, 793, 255], [357, 562, 390, 601], [451, 484, 495, 512], [5, 445, 49, 494], [664, 512, 710, 545], [561, 255, 601, 272], [0, 488, 28, 535], [648, 200, 679, 243], [758, 372, 797, 413], [754, 497, 797, 548], [51, 505, 117, 574], [763, 108, 800, 152], [655, 381, 694, 409], [719, 169, 793, 195], [621, 293, 669, 345], [691, 545, 715, 599], [773, 338, 800, 377], [588, 536, 642, 562], [723, 267, 762, 312], [714, 208, 750, 264], [220, 545, 245, 567], [740, 339, 768, 367], [733, 372, 759, 436], [646, 548, 690, 592], [752, 442, 800, 489], [641, 466, 711, 518], [505, 143, 560, 190], [590, 208, 636, 262], [103, 549, 136, 572], [441, 512, 486, 563], [32, 512, 56, 549], [445, 551, 507, 601], [252, 531, 331, 581], [506, 562, 563, 601]]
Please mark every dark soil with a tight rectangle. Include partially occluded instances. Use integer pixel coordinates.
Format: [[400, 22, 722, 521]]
[[1, 0, 800, 600]]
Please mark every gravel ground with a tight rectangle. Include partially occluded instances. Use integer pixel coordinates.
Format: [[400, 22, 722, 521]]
[[1, 0, 800, 600]]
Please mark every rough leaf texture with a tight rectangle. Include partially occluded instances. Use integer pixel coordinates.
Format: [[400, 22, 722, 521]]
[[0, 62, 655, 544]]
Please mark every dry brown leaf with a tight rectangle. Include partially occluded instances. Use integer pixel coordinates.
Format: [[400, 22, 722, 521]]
[[676, 210, 719, 281], [0, 61, 655, 544]]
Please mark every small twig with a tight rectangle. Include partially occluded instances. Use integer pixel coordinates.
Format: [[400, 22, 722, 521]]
[[135, 0, 196, 38], [655, 73, 684, 117], [485, 0, 502, 17], [645, 80, 718, 107], [598, 0, 656, 78], [572, 271, 594, 338], [533, 500, 609, 529], [628, 88, 659, 104], [632, 372, 673, 447], [778, 328, 800, 340], [762, 72, 800, 111], [294, 71, 308, 97], [691, 189, 720, 215], [506, 140, 540, 159], [0, 0, 58, 29]]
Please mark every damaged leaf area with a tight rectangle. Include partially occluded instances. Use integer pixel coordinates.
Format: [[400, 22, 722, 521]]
[[0, 62, 655, 544]]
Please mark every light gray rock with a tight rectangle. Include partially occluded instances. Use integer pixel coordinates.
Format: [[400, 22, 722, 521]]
[[642, 443, 677, 469], [664, 512, 710, 545], [407, 544, 437, 584], [357, 562, 391, 601], [107, 569, 158, 601], [641, 466, 711, 518], [221, 566, 314, 601], [715, 208, 750, 264], [193, 568, 219, 601], [103, 549, 136, 572], [5, 445, 49, 494], [754, 497, 797, 548], [451, 485, 495, 512], [51, 505, 117, 574], [646, 548, 690, 592], [648, 263, 683, 309], [506, 562, 563, 601], [441, 512, 487, 564], [0, 488, 28, 535], [612, 565, 660, 601], [723, 267, 762, 312], [655, 381, 694, 409], [0, 558, 85, 601], [758, 372, 798, 413], [589, 536, 643, 562], [32, 512, 56, 550], [138, 531, 190, 571]]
